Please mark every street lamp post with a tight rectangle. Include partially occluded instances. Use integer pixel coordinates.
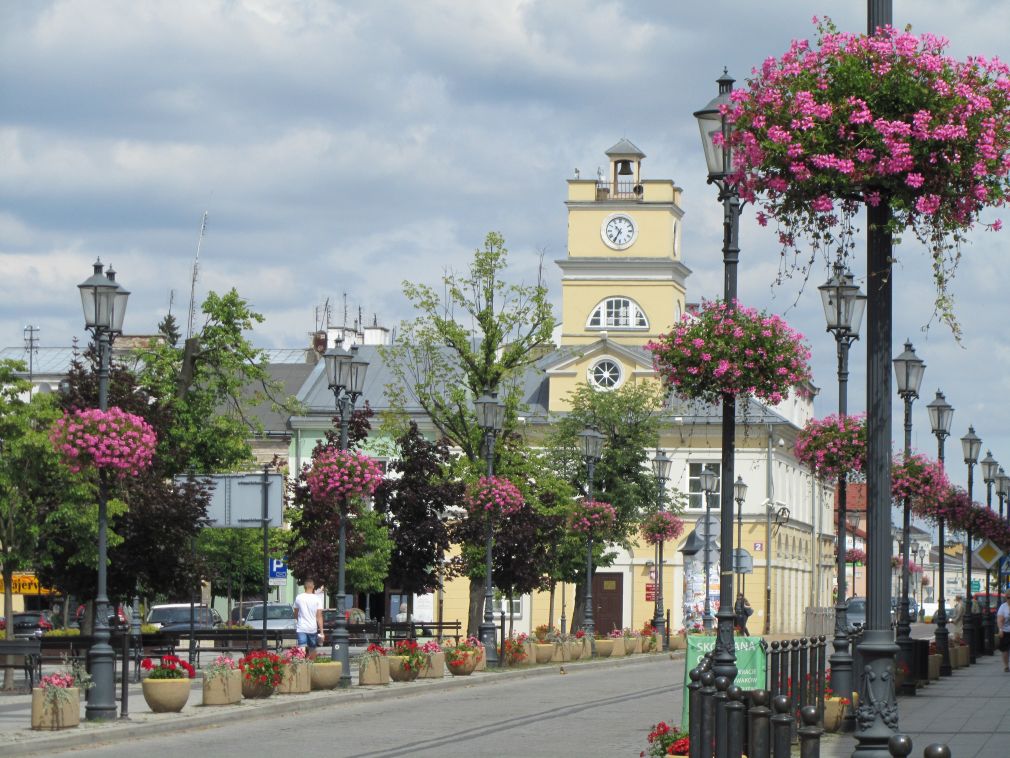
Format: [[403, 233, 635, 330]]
[[847, 511, 861, 598], [476, 390, 506, 665], [819, 262, 866, 716], [960, 426, 981, 663], [997, 470, 1009, 597], [578, 427, 605, 647], [980, 449, 999, 655], [695, 68, 741, 684], [323, 339, 369, 687], [893, 341, 925, 694], [915, 544, 927, 619], [927, 390, 954, 676], [652, 450, 673, 649], [700, 468, 719, 632], [78, 259, 129, 721], [733, 476, 748, 592]]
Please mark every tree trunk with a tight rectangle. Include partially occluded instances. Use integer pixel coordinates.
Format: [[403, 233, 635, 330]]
[[3, 567, 13, 691], [508, 592, 514, 637], [548, 580, 556, 630], [571, 581, 586, 635], [466, 579, 483, 638], [226, 575, 232, 624]]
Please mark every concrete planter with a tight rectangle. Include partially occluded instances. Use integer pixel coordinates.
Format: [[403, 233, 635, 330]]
[[241, 678, 275, 699], [533, 643, 554, 664], [609, 638, 625, 657], [550, 641, 572, 662], [669, 635, 687, 651], [310, 661, 343, 690], [594, 639, 615, 658], [623, 636, 637, 654], [202, 669, 242, 705], [358, 655, 390, 685], [822, 697, 847, 733], [927, 654, 941, 680], [31, 688, 80, 730], [142, 678, 192, 712], [568, 640, 583, 660], [447, 650, 479, 676], [419, 651, 445, 679], [277, 663, 311, 694], [388, 655, 420, 682]]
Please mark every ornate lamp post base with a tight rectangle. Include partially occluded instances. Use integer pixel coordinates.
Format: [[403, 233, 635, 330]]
[[853, 631, 901, 758]]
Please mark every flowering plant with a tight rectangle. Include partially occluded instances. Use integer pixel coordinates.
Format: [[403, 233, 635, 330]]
[[890, 556, 922, 574], [361, 642, 388, 661], [392, 639, 426, 672], [892, 454, 949, 512], [533, 624, 560, 643], [282, 646, 309, 671], [305, 448, 384, 505], [646, 299, 811, 406], [622, 627, 640, 639], [238, 650, 284, 688], [204, 654, 239, 681], [574, 629, 586, 640], [38, 672, 77, 707], [607, 629, 625, 639], [420, 640, 443, 655], [844, 548, 867, 564], [49, 407, 157, 478], [641, 721, 690, 757], [141, 654, 195, 680], [640, 511, 685, 545], [464, 476, 525, 518], [570, 500, 617, 539], [795, 414, 867, 480], [726, 18, 1010, 335], [444, 636, 484, 670], [501, 633, 529, 664]]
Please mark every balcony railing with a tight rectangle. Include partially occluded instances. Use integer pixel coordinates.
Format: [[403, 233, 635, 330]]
[[596, 180, 643, 200]]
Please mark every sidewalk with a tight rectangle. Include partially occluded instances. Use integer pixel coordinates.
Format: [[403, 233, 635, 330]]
[[821, 651, 1010, 758], [0, 649, 680, 756]]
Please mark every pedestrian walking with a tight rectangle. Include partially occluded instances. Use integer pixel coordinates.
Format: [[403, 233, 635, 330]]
[[733, 593, 753, 636], [293, 578, 325, 660], [950, 594, 965, 640], [997, 590, 1010, 672]]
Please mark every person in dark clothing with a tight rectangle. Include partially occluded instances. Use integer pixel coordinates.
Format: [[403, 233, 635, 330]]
[[734, 593, 753, 636]]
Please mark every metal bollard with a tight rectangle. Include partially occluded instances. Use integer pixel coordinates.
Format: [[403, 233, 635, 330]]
[[797, 705, 823, 758], [725, 685, 745, 758], [119, 631, 130, 719], [922, 745, 951, 758], [700, 669, 717, 758], [688, 665, 704, 758], [888, 734, 913, 757], [789, 640, 801, 739], [798, 638, 809, 713], [714, 676, 730, 758], [816, 635, 827, 719], [769, 641, 781, 696], [747, 689, 771, 758], [771, 694, 792, 758]]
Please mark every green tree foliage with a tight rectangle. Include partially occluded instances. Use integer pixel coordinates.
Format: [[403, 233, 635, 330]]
[[373, 422, 462, 598], [197, 528, 263, 605]]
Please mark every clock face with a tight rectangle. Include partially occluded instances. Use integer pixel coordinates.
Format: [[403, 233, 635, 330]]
[[602, 214, 636, 249]]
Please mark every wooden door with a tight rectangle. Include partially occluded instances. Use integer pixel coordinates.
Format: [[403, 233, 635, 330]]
[[592, 572, 624, 634]]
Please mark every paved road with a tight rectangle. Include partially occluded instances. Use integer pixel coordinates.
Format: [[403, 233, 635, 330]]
[[57, 657, 685, 758]]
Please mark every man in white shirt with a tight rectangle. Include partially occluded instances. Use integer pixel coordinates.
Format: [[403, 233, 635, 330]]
[[293, 578, 325, 660], [997, 591, 1010, 673]]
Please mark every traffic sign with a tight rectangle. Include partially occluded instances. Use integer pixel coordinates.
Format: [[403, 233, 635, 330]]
[[971, 579, 981, 593], [695, 515, 720, 542], [645, 583, 656, 592], [733, 548, 753, 574], [976, 539, 1004, 569], [645, 591, 656, 602], [269, 558, 287, 587]]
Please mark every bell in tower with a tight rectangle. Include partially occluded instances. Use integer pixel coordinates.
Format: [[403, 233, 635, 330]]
[[605, 139, 645, 199]]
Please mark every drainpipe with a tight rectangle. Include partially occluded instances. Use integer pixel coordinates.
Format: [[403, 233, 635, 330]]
[[810, 473, 818, 610], [764, 425, 774, 635]]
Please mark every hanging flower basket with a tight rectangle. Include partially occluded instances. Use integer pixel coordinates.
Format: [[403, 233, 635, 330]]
[[49, 407, 157, 478], [795, 414, 867, 480], [464, 476, 524, 519], [726, 18, 1010, 333], [305, 448, 384, 505], [646, 299, 811, 406], [571, 500, 617, 540], [844, 548, 866, 565], [640, 511, 685, 545], [893, 454, 949, 513]]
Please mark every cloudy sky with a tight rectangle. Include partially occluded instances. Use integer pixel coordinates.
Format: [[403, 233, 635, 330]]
[[4, 0, 1010, 485]]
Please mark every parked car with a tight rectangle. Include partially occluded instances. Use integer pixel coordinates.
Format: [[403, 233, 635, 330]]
[[243, 603, 296, 630], [74, 604, 130, 631], [11, 611, 54, 638], [146, 604, 222, 631], [322, 607, 367, 632], [845, 596, 866, 629], [228, 601, 264, 626]]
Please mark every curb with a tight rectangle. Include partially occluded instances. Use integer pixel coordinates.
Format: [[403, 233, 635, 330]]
[[2, 650, 683, 756]]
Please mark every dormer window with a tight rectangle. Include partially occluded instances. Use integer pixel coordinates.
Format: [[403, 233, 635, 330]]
[[587, 297, 648, 330]]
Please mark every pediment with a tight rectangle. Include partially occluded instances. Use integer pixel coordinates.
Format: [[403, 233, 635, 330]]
[[544, 338, 655, 376]]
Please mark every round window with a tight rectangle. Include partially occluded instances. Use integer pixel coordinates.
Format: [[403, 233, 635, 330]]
[[589, 359, 622, 390]]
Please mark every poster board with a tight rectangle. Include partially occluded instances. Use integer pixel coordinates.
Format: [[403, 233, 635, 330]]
[[681, 634, 766, 727]]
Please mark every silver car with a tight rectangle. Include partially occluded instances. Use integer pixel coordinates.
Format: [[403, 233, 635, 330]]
[[845, 596, 866, 629], [243, 603, 296, 630]]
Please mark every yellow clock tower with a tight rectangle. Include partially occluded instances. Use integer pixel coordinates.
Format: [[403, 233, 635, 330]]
[[546, 140, 690, 411]]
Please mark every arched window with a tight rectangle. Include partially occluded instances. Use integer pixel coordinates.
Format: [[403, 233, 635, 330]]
[[588, 358, 622, 390], [586, 297, 649, 330]]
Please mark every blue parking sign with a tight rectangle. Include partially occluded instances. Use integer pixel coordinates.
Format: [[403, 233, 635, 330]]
[[269, 558, 287, 579]]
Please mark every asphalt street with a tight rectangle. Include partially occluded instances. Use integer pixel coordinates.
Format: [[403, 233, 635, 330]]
[[54, 656, 685, 758]]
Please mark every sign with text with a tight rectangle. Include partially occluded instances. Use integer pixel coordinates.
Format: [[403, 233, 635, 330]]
[[268, 558, 287, 587], [177, 472, 284, 528], [0, 572, 58, 595], [681, 635, 766, 726]]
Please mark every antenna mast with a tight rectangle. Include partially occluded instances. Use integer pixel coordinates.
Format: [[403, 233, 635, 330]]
[[186, 211, 209, 341]]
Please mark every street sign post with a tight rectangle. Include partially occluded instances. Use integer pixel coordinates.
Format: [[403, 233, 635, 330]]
[[269, 558, 287, 587]]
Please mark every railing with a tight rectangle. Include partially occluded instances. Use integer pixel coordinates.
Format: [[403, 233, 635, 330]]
[[595, 180, 643, 200], [687, 652, 951, 758], [766, 636, 827, 732]]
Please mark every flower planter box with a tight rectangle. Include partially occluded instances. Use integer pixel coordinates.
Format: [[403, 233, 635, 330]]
[[388, 655, 420, 682], [928, 654, 941, 681], [474, 651, 486, 671], [955, 645, 969, 667], [669, 635, 687, 651], [593, 639, 614, 658], [359, 655, 390, 685], [419, 651, 445, 679], [203, 669, 242, 706], [142, 678, 192, 712], [609, 638, 625, 657], [822, 697, 847, 733], [241, 678, 275, 699], [550, 641, 572, 663], [277, 664, 311, 694], [310, 661, 343, 690], [533, 643, 554, 664], [624, 637, 638, 655], [568, 641, 583, 661], [447, 650, 479, 676], [31, 688, 80, 730]]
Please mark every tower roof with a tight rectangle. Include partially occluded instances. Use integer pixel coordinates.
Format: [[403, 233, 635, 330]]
[[605, 138, 645, 158]]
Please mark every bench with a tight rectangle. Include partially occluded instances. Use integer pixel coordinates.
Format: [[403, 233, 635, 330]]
[[383, 621, 463, 645], [0, 638, 41, 686]]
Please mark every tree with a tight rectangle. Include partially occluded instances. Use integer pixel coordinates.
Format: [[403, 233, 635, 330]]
[[382, 231, 556, 633], [0, 361, 90, 689], [197, 528, 263, 616], [372, 423, 462, 620]]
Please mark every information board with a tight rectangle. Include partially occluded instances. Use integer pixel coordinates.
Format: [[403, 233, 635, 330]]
[[681, 634, 766, 727]]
